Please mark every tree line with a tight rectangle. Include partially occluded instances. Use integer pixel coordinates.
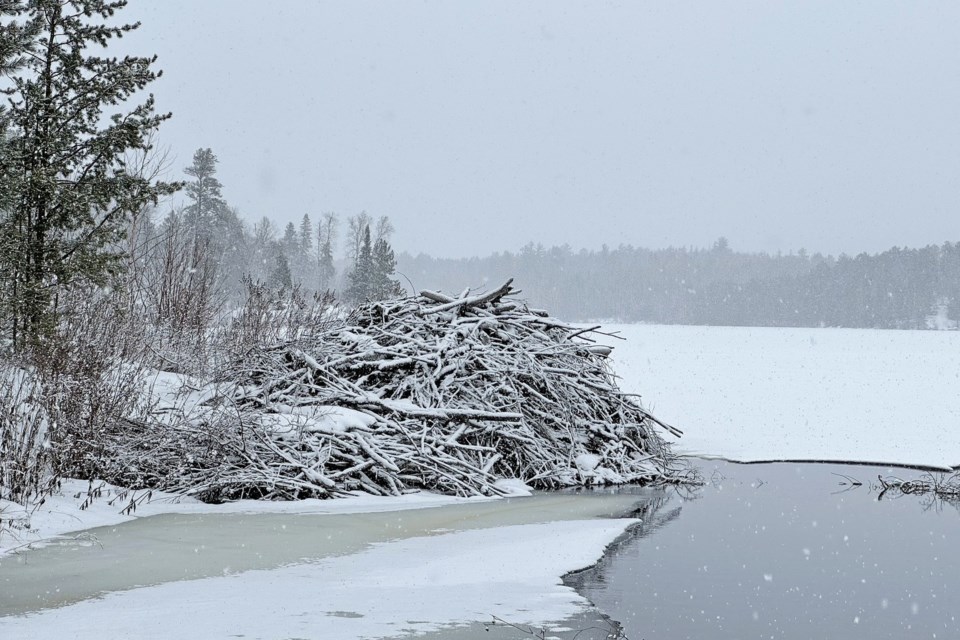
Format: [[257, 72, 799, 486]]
[[137, 147, 402, 322], [399, 238, 960, 329]]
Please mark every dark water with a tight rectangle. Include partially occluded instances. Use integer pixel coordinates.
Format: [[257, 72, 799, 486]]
[[567, 459, 960, 640]]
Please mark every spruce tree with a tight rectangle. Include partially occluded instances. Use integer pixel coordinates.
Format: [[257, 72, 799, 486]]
[[0, 0, 177, 348], [299, 214, 312, 254], [371, 237, 401, 299], [346, 225, 374, 303], [281, 222, 297, 253], [181, 148, 248, 300], [318, 237, 335, 292]]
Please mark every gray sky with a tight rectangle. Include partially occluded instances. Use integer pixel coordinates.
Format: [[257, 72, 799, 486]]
[[122, 1, 960, 258]]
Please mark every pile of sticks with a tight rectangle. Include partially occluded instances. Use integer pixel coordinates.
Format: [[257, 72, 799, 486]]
[[155, 281, 686, 500]]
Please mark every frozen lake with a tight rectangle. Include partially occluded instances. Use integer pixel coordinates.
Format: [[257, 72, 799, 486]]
[[608, 324, 960, 469]]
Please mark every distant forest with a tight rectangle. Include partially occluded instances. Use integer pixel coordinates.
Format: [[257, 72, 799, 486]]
[[398, 239, 960, 329]]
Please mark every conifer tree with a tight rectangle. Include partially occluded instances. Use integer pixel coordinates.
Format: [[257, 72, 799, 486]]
[[281, 221, 298, 258], [0, 3, 34, 308], [371, 237, 401, 299], [271, 251, 293, 289], [299, 214, 312, 254], [346, 225, 374, 303], [0, 0, 177, 348], [183, 148, 225, 239]]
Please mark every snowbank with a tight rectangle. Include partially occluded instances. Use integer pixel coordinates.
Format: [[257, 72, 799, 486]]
[[0, 478, 530, 557]]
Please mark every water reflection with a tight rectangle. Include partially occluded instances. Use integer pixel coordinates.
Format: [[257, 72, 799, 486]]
[[568, 459, 960, 640]]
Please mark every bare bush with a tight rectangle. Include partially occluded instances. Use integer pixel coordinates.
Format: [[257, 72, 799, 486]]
[[137, 214, 225, 373], [29, 289, 151, 482], [224, 277, 338, 357], [0, 363, 56, 506]]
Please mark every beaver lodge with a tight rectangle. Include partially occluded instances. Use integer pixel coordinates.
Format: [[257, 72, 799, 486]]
[[126, 280, 688, 501]]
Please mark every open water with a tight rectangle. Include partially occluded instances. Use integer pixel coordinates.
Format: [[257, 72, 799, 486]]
[[568, 459, 960, 639]]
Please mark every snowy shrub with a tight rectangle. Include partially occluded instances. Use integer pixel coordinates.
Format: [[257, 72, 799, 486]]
[[223, 277, 338, 357], [131, 216, 226, 375], [28, 289, 152, 482], [0, 363, 56, 506]]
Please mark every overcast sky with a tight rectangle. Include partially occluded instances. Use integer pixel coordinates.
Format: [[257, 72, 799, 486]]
[[121, 1, 960, 258]]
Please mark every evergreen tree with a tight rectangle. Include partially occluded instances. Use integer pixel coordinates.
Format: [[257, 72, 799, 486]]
[[346, 225, 374, 303], [0, 0, 177, 348], [271, 250, 293, 289], [0, 1, 35, 105], [183, 148, 225, 239], [318, 237, 335, 292], [299, 214, 312, 254], [371, 237, 401, 299], [0, 2, 29, 256], [281, 221, 298, 260], [181, 148, 249, 299]]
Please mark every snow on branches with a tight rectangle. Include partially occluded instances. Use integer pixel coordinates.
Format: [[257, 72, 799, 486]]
[[136, 280, 687, 501]]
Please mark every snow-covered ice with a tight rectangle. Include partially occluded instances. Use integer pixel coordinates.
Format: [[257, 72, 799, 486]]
[[608, 324, 960, 469], [0, 516, 636, 639]]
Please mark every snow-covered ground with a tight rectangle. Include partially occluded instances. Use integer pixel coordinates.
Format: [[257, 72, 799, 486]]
[[608, 324, 960, 469]]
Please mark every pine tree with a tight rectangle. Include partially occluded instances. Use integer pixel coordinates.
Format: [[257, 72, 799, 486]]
[[180, 148, 251, 300], [0, 1, 35, 102], [0, 0, 178, 348], [0, 2, 30, 250], [0, 3, 33, 338], [183, 148, 225, 239]]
